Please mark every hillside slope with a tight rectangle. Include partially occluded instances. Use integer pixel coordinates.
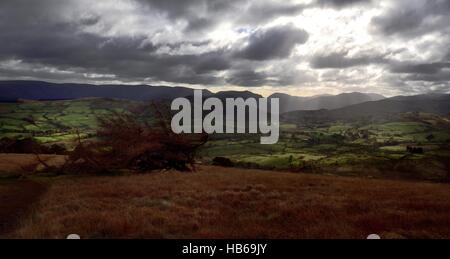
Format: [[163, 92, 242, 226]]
[[1, 160, 449, 239], [270, 92, 385, 113], [282, 94, 450, 123], [0, 80, 211, 101]]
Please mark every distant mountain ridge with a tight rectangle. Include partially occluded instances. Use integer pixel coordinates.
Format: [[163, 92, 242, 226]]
[[269, 92, 385, 113], [1, 81, 385, 112], [0, 80, 211, 102], [282, 93, 450, 123], [1, 80, 449, 125]]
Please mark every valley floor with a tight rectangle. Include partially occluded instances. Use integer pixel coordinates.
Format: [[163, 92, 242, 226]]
[[0, 154, 449, 239]]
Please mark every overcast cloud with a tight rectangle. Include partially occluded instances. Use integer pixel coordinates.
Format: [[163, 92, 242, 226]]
[[0, 0, 449, 96]]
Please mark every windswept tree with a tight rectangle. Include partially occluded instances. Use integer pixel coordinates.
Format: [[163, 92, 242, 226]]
[[38, 104, 208, 174]]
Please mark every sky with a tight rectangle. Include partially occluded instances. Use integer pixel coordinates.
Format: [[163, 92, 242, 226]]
[[0, 0, 449, 97]]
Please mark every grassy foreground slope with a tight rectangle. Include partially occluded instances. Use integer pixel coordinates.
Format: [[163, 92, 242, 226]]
[[1, 156, 449, 239]]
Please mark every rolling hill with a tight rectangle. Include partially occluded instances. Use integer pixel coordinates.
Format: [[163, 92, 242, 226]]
[[1, 81, 384, 113], [270, 92, 385, 113], [281, 93, 450, 124], [0, 80, 211, 102]]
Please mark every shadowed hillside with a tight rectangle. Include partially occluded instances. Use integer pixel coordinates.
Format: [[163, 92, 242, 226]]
[[0, 81, 385, 113], [0, 81, 212, 102], [270, 92, 385, 113], [282, 94, 450, 124]]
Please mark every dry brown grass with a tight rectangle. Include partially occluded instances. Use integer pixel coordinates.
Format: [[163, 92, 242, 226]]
[[0, 180, 47, 235], [0, 154, 66, 175], [4, 163, 450, 239]]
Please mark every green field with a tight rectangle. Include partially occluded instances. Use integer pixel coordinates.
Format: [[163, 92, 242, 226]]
[[1, 99, 450, 181], [200, 113, 450, 181], [0, 98, 139, 144]]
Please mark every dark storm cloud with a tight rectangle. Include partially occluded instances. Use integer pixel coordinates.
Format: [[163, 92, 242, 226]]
[[404, 71, 450, 83], [315, 0, 372, 8], [79, 14, 101, 26], [76, 50, 230, 84], [192, 52, 231, 74], [225, 65, 315, 87], [445, 51, 450, 61], [136, 0, 242, 32], [311, 51, 450, 85], [226, 70, 268, 87], [0, 18, 158, 72], [388, 61, 450, 83], [101, 52, 227, 85], [0, 0, 233, 85], [0, 0, 315, 86], [371, 0, 450, 38], [369, 0, 450, 93], [136, 0, 236, 19], [0, 0, 448, 94], [142, 50, 231, 78], [0, 0, 66, 17], [0, 0, 114, 63], [0, 20, 227, 85], [136, 0, 306, 32], [160, 40, 212, 51], [0, 63, 97, 83], [184, 17, 212, 32], [235, 25, 309, 61], [390, 62, 450, 75], [310, 52, 387, 69]]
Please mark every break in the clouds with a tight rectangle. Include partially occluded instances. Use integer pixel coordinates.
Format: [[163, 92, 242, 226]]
[[0, 0, 449, 96]]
